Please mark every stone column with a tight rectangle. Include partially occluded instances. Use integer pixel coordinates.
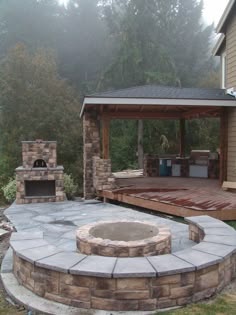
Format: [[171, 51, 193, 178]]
[[83, 111, 101, 199], [93, 157, 115, 192]]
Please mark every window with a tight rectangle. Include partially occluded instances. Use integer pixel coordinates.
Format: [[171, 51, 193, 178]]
[[221, 51, 227, 89]]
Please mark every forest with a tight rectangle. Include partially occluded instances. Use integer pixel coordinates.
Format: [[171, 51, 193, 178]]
[[0, 0, 221, 195]]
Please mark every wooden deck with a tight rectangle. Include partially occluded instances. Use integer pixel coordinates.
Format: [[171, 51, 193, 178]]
[[101, 177, 236, 220]]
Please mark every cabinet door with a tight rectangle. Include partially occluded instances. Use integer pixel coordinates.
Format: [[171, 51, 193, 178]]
[[172, 164, 181, 177], [189, 165, 208, 178]]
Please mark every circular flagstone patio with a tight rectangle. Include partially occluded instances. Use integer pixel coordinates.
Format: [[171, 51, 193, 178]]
[[1, 201, 236, 314], [3, 200, 195, 253]]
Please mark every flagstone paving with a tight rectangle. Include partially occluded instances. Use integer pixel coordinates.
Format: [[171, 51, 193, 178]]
[[4, 200, 195, 253]]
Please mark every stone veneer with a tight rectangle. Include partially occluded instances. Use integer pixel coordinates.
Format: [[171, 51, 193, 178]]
[[22, 141, 57, 168], [92, 157, 115, 193], [16, 167, 64, 204], [15, 140, 64, 204], [143, 155, 159, 177], [76, 220, 171, 257], [10, 216, 236, 311], [83, 112, 100, 199]]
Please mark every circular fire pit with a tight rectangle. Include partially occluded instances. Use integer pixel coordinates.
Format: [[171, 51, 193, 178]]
[[76, 220, 171, 257]]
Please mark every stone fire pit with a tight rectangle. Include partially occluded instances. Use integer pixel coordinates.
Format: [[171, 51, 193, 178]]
[[76, 220, 171, 257]]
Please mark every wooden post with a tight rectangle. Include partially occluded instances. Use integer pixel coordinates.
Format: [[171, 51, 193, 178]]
[[138, 120, 144, 169], [102, 114, 110, 159], [220, 109, 228, 183], [180, 119, 185, 158]]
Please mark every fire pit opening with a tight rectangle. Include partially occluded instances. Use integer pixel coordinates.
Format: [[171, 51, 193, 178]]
[[90, 221, 159, 241], [76, 220, 171, 257]]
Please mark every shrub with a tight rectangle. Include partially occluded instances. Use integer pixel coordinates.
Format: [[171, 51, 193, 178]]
[[2, 177, 16, 203], [64, 173, 78, 200]]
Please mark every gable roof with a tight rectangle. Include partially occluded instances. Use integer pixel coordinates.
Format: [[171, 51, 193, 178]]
[[212, 34, 225, 56], [216, 0, 235, 34], [81, 85, 236, 117], [212, 0, 235, 56]]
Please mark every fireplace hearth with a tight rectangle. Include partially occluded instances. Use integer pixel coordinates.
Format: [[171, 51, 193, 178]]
[[16, 140, 64, 204]]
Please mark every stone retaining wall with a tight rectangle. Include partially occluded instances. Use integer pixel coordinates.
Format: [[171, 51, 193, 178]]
[[10, 215, 236, 311], [12, 253, 236, 311]]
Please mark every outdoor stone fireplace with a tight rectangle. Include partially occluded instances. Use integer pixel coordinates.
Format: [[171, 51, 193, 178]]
[[15, 140, 64, 204]]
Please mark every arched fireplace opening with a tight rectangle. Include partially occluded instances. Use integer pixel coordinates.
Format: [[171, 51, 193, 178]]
[[33, 159, 47, 168]]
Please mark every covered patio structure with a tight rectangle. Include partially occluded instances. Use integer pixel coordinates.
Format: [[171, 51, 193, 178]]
[[81, 85, 236, 219]]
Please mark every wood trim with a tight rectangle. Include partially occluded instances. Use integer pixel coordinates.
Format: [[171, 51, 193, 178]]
[[105, 111, 182, 120], [182, 107, 221, 119]]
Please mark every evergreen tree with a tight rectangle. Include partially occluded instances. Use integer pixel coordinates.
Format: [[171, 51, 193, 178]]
[[0, 44, 82, 185]]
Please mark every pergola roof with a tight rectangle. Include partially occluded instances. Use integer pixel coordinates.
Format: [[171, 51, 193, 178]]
[[81, 85, 236, 119], [87, 85, 234, 100]]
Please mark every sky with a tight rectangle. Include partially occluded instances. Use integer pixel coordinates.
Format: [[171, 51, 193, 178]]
[[59, 0, 230, 27], [203, 0, 230, 25]]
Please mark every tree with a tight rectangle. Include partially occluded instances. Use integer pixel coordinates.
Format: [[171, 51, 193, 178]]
[[100, 0, 177, 90], [0, 44, 82, 185], [156, 0, 214, 87], [59, 0, 110, 93], [0, 0, 62, 55], [98, 0, 216, 170]]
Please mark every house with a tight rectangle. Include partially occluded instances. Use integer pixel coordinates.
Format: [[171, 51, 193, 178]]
[[213, 0, 236, 182], [213, 0, 236, 89]]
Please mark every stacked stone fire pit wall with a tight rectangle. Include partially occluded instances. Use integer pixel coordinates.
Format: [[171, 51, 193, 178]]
[[76, 220, 171, 257], [10, 216, 236, 312]]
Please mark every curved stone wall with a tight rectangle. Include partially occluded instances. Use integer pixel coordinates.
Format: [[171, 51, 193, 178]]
[[11, 216, 236, 311]]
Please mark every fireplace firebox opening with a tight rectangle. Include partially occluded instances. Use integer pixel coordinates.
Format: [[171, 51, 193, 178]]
[[25, 180, 56, 197]]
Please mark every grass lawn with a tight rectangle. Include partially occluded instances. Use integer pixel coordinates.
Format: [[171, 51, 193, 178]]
[[159, 293, 236, 315], [227, 220, 236, 230]]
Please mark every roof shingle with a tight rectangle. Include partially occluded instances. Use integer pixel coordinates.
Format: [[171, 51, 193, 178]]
[[87, 85, 234, 101]]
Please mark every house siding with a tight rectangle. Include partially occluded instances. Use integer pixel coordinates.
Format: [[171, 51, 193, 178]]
[[227, 108, 236, 181], [226, 11, 236, 88]]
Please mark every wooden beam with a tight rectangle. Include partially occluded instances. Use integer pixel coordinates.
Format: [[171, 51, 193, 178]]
[[138, 120, 144, 168], [99, 105, 104, 114], [106, 111, 182, 120], [180, 119, 185, 158], [102, 114, 110, 159], [182, 107, 221, 119], [139, 106, 144, 112]]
